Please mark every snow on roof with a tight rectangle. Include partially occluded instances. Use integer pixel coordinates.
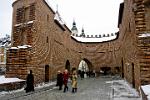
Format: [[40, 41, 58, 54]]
[[10, 47, 19, 49], [27, 21, 34, 24], [23, 45, 32, 48], [14, 23, 22, 27], [138, 33, 150, 37], [71, 35, 117, 43], [17, 46, 28, 49], [10, 45, 32, 50], [0, 76, 25, 84], [141, 85, 150, 95]]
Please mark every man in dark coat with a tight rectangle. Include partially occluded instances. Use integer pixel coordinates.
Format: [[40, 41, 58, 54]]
[[25, 70, 34, 93], [63, 69, 69, 92], [56, 70, 63, 90]]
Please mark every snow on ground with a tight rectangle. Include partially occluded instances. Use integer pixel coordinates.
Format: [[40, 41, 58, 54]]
[[0, 76, 25, 84], [35, 81, 56, 89], [141, 84, 150, 100], [106, 79, 141, 100]]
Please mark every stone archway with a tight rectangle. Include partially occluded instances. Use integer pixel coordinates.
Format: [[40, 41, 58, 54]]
[[78, 58, 93, 72], [78, 58, 93, 78]]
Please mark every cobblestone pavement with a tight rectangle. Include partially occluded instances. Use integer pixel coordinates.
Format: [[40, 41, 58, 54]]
[[0, 76, 142, 100]]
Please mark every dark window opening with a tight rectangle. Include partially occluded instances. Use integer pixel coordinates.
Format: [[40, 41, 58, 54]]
[[46, 36, 48, 43]]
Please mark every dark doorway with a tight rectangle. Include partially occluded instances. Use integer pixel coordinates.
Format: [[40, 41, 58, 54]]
[[121, 58, 124, 78], [132, 63, 135, 88], [101, 67, 111, 75], [65, 60, 70, 72], [45, 65, 50, 82]]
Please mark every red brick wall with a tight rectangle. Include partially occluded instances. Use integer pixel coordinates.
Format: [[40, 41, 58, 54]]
[[118, 0, 150, 90], [7, 0, 124, 84]]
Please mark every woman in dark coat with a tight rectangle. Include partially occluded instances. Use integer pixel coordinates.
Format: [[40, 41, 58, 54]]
[[56, 71, 63, 90], [25, 70, 34, 93]]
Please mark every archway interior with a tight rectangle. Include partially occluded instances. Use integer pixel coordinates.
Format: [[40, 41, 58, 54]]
[[78, 60, 89, 72], [78, 58, 93, 72]]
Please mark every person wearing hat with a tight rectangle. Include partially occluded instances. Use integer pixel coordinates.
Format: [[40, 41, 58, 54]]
[[56, 70, 63, 90]]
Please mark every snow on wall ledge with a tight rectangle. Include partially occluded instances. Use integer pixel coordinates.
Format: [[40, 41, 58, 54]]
[[138, 33, 150, 38], [10, 45, 32, 50], [0, 76, 25, 84], [71, 35, 117, 43]]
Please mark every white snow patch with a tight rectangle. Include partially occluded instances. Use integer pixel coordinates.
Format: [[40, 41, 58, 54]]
[[10, 47, 18, 49], [147, 95, 150, 100], [141, 84, 150, 100], [138, 33, 150, 37], [0, 76, 25, 84], [71, 35, 117, 43], [14, 23, 22, 27], [23, 45, 32, 48], [27, 21, 34, 24], [18, 46, 28, 49], [107, 79, 140, 98], [35, 81, 56, 89]]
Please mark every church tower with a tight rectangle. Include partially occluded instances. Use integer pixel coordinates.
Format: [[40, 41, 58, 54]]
[[71, 20, 78, 36], [80, 27, 86, 37]]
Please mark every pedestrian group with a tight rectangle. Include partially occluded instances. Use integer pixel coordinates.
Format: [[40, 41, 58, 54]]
[[24, 68, 96, 93]]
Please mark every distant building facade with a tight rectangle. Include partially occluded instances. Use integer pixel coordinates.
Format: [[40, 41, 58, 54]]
[[0, 35, 11, 69]]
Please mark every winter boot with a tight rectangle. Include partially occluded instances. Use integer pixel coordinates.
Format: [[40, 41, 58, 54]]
[[75, 88, 77, 92], [72, 88, 74, 93]]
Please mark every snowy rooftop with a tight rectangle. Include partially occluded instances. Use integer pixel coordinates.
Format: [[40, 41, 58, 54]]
[[0, 76, 25, 84], [71, 35, 117, 43]]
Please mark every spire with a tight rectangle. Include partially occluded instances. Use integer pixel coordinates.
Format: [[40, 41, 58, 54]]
[[56, 4, 59, 13], [73, 20, 76, 26], [82, 27, 84, 33], [71, 20, 78, 36], [80, 27, 85, 37]]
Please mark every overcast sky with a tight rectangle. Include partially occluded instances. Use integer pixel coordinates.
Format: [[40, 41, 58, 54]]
[[0, 0, 123, 38]]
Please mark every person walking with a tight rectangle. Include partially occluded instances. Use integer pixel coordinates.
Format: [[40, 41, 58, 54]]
[[25, 70, 34, 93], [63, 69, 69, 92], [71, 71, 78, 93], [56, 70, 63, 90]]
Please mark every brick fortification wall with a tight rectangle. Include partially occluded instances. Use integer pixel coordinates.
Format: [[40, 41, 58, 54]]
[[6, 0, 124, 84], [118, 0, 150, 90]]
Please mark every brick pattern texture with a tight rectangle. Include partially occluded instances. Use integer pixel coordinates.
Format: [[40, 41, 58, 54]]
[[7, 0, 150, 91]]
